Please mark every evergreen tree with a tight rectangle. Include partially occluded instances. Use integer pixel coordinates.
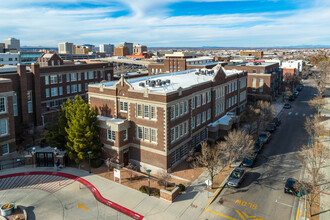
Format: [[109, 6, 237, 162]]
[[65, 95, 102, 164]]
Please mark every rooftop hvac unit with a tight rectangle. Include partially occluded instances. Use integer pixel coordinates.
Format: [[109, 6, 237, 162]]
[[162, 81, 167, 86], [201, 71, 207, 75], [166, 79, 171, 84], [139, 82, 145, 87], [156, 81, 161, 86], [195, 72, 200, 75], [146, 80, 150, 84], [151, 80, 156, 84], [151, 83, 155, 87]]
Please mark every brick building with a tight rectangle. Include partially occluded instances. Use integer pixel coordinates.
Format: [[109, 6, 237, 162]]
[[0, 54, 113, 156], [148, 52, 218, 75], [282, 68, 298, 80], [225, 61, 283, 102], [114, 46, 130, 57], [88, 65, 247, 172], [239, 50, 263, 59]]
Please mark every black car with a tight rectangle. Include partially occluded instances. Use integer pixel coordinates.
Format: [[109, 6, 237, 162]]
[[284, 178, 297, 195], [266, 122, 276, 133], [242, 154, 257, 167], [253, 140, 264, 153], [289, 95, 295, 101], [284, 103, 291, 109]]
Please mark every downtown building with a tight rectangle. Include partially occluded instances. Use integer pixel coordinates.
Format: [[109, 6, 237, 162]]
[[0, 53, 113, 156], [88, 65, 247, 172]]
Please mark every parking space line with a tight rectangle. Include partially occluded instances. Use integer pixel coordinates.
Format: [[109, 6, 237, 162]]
[[295, 113, 298, 116], [205, 208, 237, 220], [205, 186, 223, 209], [296, 209, 300, 220], [275, 199, 293, 207], [288, 112, 292, 115], [235, 210, 246, 220], [302, 114, 306, 117]]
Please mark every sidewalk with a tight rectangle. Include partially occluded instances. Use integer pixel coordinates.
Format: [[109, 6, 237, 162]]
[[272, 95, 284, 113], [0, 165, 214, 220]]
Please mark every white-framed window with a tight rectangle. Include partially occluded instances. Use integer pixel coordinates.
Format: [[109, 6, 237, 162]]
[[50, 75, 58, 84], [107, 129, 116, 142], [235, 81, 237, 91], [191, 116, 195, 129], [137, 125, 157, 143], [150, 129, 157, 142], [136, 104, 142, 117], [123, 129, 128, 141], [71, 73, 77, 82], [67, 85, 70, 94], [175, 127, 178, 140], [51, 87, 58, 97], [207, 91, 211, 103], [171, 128, 175, 142], [144, 105, 149, 118], [58, 74, 63, 83], [13, 93, 18, 116], [0, 119, 7, 136], [78, 73, 81, 81], [207, 109, 211, 120], [252, 78, 257, 92], [171, 106, 175, 120], [0, 97, 6, 113], [1, 144, 9, 155], [192, 97, 195, 109], [202, 93, 206, 105], [184, 121, 188, 134], [228, 84, 231, 93], [202, 111, 206, 123], [27, 90, 33, 113], [88, 71, 94, 80], [184, 100, 188, 113], [119, 101, 128, 112], [259, 79, 264, 92], [180, 102, 184, 115], [196, 95, 201, 107], [137, 126, 143, 139], [45, 76, 49, 85], [66, 74, 70, 82], [59, 87, 63, 96], [175, 103, 179, 117], [78, 84, 82, 92], [150, 106, 156, 119], [196, 114, 201, 126], [136, 104, 156, 119], [71, 84, 77, 93], [45, 89, 50, 98]]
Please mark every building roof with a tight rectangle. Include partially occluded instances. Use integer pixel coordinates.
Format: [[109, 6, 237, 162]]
[[189, 61, 219, 66], [229, 61, 278, 67], [98, 116, 126, 124], [95, 67, 244, 94], [0, 65, 17, 73], [186, 57, 213, 62]]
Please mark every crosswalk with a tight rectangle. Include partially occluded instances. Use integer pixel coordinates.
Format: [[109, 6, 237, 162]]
[[0, 174, 75, 193], [286, 112, 314, 118]]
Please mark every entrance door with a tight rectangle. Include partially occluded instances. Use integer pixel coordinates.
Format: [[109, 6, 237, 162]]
[[36, 152, 54, 167], [123, 151, 129, 166]]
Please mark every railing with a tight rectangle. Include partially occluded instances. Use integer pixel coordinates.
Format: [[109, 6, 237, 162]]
[[0, 158, 24, 170]]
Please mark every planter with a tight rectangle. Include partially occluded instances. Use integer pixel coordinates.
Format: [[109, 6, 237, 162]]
[[1, 203, 15, 216]]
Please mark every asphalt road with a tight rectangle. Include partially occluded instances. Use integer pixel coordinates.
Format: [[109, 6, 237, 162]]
[[200, 79, 317, 220]]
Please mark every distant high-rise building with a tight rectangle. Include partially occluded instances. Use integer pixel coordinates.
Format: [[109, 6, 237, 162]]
[[99, 44, 114, 55], [114, 46, 130, 56], [82, 44, 95, 53], [119, 42, 133, 55], [133, 44, 147, 54], [4, 38, 20, 51], [74, 45, 89, 55], [58, 42, 74, 54]]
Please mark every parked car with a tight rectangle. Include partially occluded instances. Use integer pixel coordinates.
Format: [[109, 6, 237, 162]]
[[297, 86, 302, 91], [266, 122, 277, 133], [284, 178, 297, 195], [289, 95, 295, 101], [253, 140, 264, 153], [242, 153, 257, 167], [258, 131, 271, 144], [284, 103, 291, 109], [227, 167, 246, 187], [273, 112, 283, 126], [293, 91, 299, 98]]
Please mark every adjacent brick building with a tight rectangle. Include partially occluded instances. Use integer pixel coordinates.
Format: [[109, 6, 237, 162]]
[[225, 61, 283, 103], [239, 50, 264, 59], [88, 65, 247, 172], [114, 46, 130, 57]]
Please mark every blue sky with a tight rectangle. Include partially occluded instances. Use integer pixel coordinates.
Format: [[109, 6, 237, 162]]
[[0, 0, 330, 47]]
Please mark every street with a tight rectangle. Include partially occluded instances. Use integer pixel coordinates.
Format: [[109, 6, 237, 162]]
[[199, 79, 316, 220]]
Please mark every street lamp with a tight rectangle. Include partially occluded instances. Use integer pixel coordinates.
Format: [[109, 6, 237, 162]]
[[146, 169, 151, 196], [298, 187, 308, 220], [87, 151, 92, 174]]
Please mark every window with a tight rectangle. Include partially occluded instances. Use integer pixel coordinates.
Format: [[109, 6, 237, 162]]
[[196, 114, 201, 126], [184, 100, 188, 113], [67, 85, 70, 94], [0, 97, 6, 113], [137, 104, 143, 117], [207, 109, 211, 120], [71, 85, 77, 93], [175, 127, 178, 140], [252, 78, 257, 92], [78, 84, 82, 92], [253, 69, 257, 73], [260, 70, 264, 74], [71, 73, 77, 82], [107, 129, 116, 142], [196, 95, 201, 107], [0, 119, 7, 136], [184, 121, 188, 134], [84, 72, 87, 80], [191, 116, 195, 129], [259, 79, 264, 92], [144, 105, 149, 118], [171, 128, 175, 142], [13, 93, 18, 116], [137, 126, 157, 143], [228, 84, 231, 93], [202, 111, 206, 123], [50, 75, 58, 84], [50, 87, 58, 97], [45, 76, 49, 85], [85, 83, 88, 91], [59, 87, 63, 95], [175, 103, 179, 117], [137, 126, 143, 139], [123, 129, 128, 141], [192, 97, 195, 109], [202, 93, 206, 105], [94, 71, 98, 79], [207, 91, 211, 103], [27, 91, 33, 113], [119, 101, 128, 112], [78, 73, 81, 81], [234, 81, 237, 91], [180, 102, 184, 115], [66, 74, 70, 82], [171, 106, 175, 120], [58, 74, 63, 83], [235, 95, 237, 104], [1, 144, 9, 155], [150, 129, 157, 142], [150, 106, 156, 119], [88, 71, 94, 80]]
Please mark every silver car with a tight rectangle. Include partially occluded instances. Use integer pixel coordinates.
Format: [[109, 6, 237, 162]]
[[227, 167, 246, 187]]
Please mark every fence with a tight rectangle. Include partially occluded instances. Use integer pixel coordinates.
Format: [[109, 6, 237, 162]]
[[0, 158, 24, 170]]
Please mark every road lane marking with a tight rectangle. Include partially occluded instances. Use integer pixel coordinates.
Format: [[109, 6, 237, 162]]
[[310, 114, 313, 118], [235, 210, 246, 220], [242, 211, 256, 219], [295, 112, 298, 116], [205, 208, 237, 220], [288, 112, 292, 115], [303, 114, 306, 117], [205, 186, 223, 210], [275, 199, 293, 207], [77, 203, 89, 211], [296, 209, 300, 220]]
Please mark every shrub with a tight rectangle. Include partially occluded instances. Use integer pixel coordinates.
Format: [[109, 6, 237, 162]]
[[157, 180, 171, 187], [178, 184, 186, 192], [139, 185, 149, 194], [153, 189, 160, 197], [91, 158, 103, 168]]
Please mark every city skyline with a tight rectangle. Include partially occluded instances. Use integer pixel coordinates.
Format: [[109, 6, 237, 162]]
[[1, 0, 330, 47]]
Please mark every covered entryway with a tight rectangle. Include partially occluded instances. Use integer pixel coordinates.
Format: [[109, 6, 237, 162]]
[[36, 152, 54, 167]]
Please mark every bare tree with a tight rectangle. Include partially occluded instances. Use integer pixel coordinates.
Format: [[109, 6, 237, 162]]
[[219, 129, 254, 165], [309, 96, 326, 115], [314, 61, 330, 97], [296, 142, 329, 217], [284, 73, 301, 92], [255, 101, 275, 135], [126, 162, 137, 182], [158, 170, 172, 190], [105, 156, 117, 176], [305, 115, 323, 144], [194, 141, 224, 189], [240, 105, 258, 135]]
